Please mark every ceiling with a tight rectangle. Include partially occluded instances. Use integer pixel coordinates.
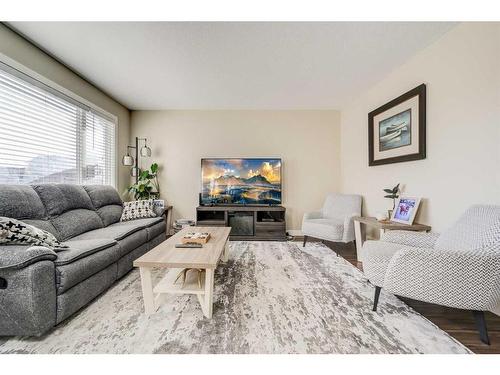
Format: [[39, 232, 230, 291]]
[[8, 22, 456, 110]]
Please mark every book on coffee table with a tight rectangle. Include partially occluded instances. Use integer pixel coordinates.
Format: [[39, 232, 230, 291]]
[[181, 232, 211, 244]]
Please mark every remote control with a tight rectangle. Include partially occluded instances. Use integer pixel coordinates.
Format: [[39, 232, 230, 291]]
[[175, 243, 203, 248]]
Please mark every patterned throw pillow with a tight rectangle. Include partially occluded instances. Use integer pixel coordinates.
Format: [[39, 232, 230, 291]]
[[120, 199, 157, 222], [0, 217, 68, 251]]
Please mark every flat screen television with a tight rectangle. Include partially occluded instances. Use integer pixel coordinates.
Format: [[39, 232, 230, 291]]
[[200, 158, 282, 205]]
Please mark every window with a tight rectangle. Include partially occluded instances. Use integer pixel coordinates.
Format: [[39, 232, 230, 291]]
[[0, 62, 116, 186]]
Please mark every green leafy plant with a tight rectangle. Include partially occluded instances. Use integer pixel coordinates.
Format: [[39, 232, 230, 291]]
[[127, 162, 160, 200], [383, 183, 400, 210]]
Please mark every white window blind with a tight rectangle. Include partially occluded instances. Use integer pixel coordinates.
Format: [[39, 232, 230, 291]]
[[0, 62, 116, 186]]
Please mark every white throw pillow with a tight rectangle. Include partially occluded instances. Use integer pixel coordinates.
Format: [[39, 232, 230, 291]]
[[0, 217, 68, 251], [120, 199, 157, 222]]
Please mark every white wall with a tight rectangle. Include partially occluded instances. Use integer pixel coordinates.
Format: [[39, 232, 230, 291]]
[[130, 110, 341, 230], [0, 24, 131, 192], [340, 23, 500, 231]]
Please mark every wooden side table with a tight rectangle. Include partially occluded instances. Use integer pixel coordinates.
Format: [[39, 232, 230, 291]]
[[164, 205, 173, 236], [353, 216, 431, 260]]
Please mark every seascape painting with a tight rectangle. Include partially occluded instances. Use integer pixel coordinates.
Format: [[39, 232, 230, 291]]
[[378, 109, 412, 151], [368, 84, 426, 166], [201, 158, 281, 205]]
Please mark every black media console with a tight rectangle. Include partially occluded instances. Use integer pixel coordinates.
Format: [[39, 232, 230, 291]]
[[196, 205, 286, 241]]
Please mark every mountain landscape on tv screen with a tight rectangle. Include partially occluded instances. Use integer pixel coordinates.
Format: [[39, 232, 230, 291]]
[[201, 158, 281, 205]]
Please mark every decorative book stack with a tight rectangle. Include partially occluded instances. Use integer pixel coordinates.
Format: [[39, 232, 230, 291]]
[[181, 232, 211, 244]]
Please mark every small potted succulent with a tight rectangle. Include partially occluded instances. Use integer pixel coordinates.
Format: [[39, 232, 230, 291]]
[[383, 183, 400, 219]]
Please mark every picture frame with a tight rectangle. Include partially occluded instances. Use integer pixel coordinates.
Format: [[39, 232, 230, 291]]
[[152, 199, 165, 210], [368, 84, 426, 166], [390, 196, 421, 225]]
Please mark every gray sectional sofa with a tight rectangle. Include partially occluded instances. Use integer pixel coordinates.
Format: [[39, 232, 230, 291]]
[[0, 184, 166, 337]]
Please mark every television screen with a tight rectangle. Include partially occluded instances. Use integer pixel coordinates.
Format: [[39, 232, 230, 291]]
[[201, 158, 282, 205]]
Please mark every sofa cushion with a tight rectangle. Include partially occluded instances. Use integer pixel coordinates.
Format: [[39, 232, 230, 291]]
[[302, 218, 344, 241], [72, 217, 163, 240], [84, 185, 123, 208], [84, 185, 123, 227], [0, 185, 47, 220], [33, 184, 104, 241], [55, 238, 117, 266], [55, 239, 120, 294], [125, 216, 164, 230], [96, 205, 123, 227], [51, 209, 104, 241], [71, 220, 150, 257], [34, 184, 95, 216]]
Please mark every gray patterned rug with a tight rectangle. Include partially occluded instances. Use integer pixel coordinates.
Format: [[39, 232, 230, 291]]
[[0, 241, 469, 354]]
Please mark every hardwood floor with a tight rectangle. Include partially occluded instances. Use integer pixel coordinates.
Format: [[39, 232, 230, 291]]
[[296, 237, 500, 354]]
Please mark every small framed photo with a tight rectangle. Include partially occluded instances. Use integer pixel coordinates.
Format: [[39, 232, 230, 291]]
[[152, 199, 165, 210], [391, 197, 421, 225]]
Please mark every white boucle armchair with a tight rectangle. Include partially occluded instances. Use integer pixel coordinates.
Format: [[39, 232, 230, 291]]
[[302, 193, 362, 246], [361, 205, 500, 345]]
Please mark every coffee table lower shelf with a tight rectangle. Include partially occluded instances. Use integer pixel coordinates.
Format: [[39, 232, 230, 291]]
[[134, 226, 231, 320], [153, 268, 206, 295], [140, 266, 216, 319]]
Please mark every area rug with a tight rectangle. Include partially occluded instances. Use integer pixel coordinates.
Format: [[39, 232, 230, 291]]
[[0, 241, 469, 354]]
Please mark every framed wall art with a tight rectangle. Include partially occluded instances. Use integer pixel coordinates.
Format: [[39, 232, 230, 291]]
[[368, 84, 426, 166]]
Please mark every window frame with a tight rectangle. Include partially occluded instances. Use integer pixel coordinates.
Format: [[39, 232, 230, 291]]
[[0, 54, 119, 187]]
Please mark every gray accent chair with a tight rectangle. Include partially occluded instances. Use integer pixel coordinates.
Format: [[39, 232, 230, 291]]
[[0, 184, 166, 337], [361, 205, 500, 345], [302, 193, 362, 246]]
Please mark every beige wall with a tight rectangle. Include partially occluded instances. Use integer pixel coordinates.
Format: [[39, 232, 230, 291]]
[[340, 23, 500, 232], [130, 110, 341, 230], [0, 24, 131, 192]]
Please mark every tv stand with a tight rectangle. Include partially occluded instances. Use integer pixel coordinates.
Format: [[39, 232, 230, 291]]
[[196, 205, 286, 241]]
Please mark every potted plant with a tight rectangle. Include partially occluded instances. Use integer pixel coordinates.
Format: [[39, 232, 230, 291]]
[[383, 183, 400, 219], [126, 162, 160, 200]]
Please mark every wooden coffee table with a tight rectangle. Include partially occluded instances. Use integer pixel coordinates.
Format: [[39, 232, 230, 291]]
[[133, 226, 231, 318]]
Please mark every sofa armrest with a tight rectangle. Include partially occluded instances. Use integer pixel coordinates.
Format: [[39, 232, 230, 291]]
[[303, 210, 323, 221], [380, 230, 440, 249], [384, 247, 500, 310], [0, 245, 57, 270], [0, 256, 57, 336]]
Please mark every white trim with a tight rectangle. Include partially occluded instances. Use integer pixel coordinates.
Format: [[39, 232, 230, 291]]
[[0, 55, 119, 188], [0, 52, 118, 123]]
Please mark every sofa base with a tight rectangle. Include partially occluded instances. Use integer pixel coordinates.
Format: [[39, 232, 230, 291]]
[[56, 263, 117, 324], [0, 261, 56, 337]]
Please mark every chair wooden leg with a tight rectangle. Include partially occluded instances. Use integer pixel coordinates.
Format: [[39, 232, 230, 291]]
[[473, 310, 490, 345], [372, 286, 381, 311], [303, 235, 308, 247]]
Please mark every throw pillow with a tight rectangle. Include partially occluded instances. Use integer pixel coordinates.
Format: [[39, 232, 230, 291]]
[[120, 199, 157, 222], [0, 217, 68, 251]]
